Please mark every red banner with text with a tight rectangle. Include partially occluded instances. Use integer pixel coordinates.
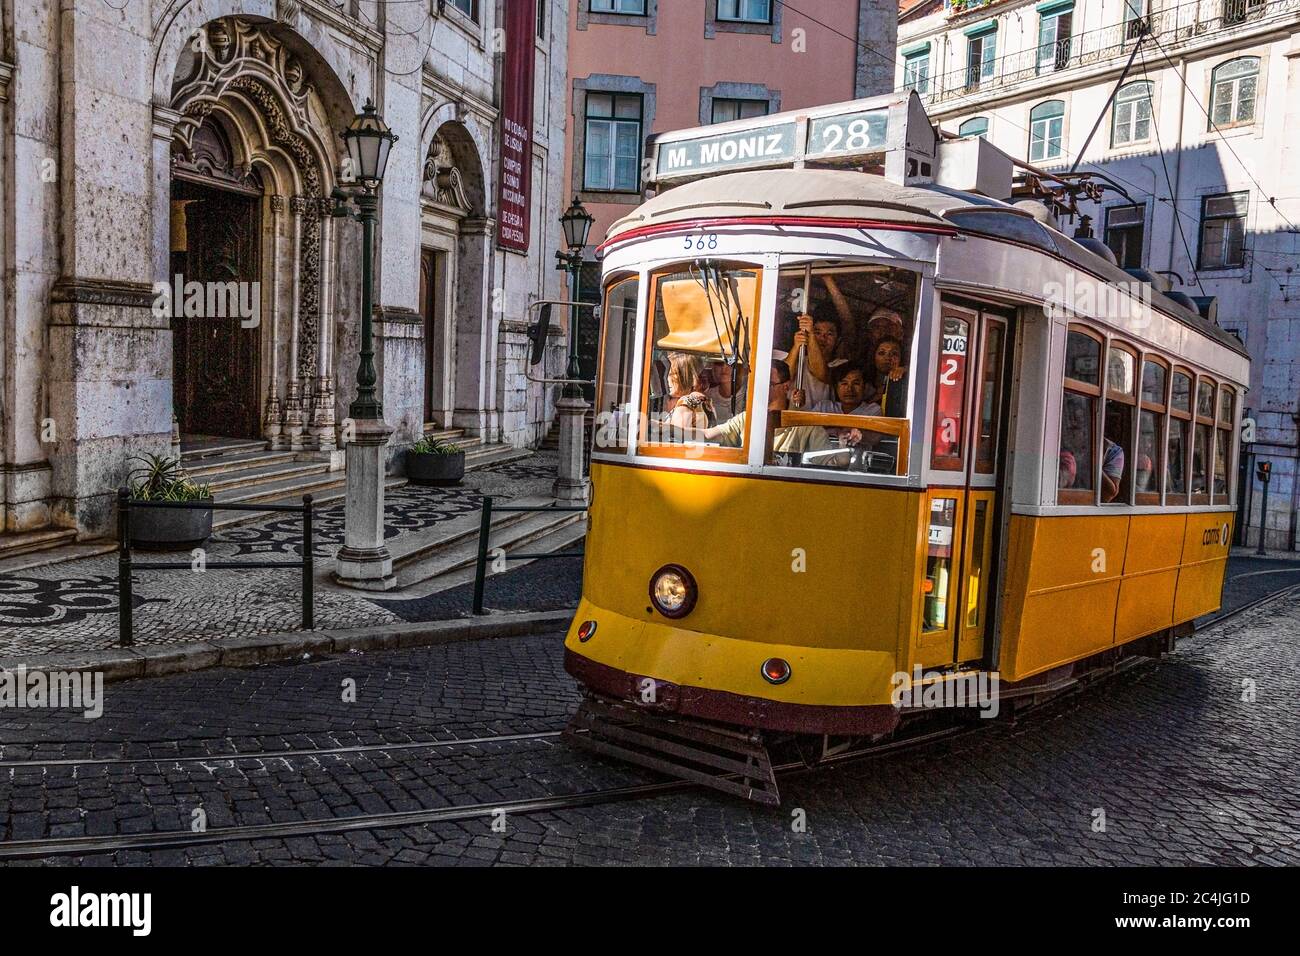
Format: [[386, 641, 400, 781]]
[[496, 0, 537, 253]]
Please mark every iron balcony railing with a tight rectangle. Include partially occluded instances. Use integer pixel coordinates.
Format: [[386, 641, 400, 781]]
[[906, 0, 1294, 106]]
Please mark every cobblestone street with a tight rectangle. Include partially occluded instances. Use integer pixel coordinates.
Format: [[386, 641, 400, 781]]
[[0, 557, 1296, 866]]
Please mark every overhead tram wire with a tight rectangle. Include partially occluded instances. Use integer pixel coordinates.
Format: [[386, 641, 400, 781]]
[[773, 0, 1185, 223], [1136, 42, 1206, 294]]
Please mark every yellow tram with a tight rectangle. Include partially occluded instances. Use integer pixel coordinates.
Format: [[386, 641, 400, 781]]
[[560, 93, 1249, 802]]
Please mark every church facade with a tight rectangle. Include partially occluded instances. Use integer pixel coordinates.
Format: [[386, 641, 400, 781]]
[[0, 0, 570, 539]]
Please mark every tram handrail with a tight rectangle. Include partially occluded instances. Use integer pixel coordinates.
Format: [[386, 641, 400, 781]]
[[778, 412, 910, 475]]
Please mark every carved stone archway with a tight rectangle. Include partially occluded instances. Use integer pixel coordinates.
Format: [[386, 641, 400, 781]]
[[166, 16, 345, 451]]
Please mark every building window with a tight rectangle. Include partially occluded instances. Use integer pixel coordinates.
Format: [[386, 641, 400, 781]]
[[1037, 6, 1073, 74], [1198, 192, 1248, 270], [584, 93, 643, 192], [590, 0, 647, 13], [717, 0, 772, 23], [966, 31, 997, 90], [1223, 0, 1267, 26], [1029, 100, 1065, 162], [710, 98, 769, 124], [1209, 57, 1260, 129], [1105, 203, 1145, 270], [538, 0, 546, 36], [447, 0, 477, 22], [1111, 81, 1153, 146], [904, 50, 930, 94], [1122, 0, 1149, 39], [959, 117, 989, 139]]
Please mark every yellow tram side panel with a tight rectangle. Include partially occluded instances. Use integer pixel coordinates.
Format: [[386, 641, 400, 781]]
[[569, 461, 924, 708], [997, 511, 1233, 682]]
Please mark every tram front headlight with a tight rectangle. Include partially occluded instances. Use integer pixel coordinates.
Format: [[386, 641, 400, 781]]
[[649, 564, 697, 619]]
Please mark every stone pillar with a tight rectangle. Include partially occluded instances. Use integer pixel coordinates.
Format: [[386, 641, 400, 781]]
[[552, 395, 591, 503], [334, 417, 396, 590], [265, 194, 286, 449], [312, 204, 337, 451], [285, 197, 306, 451]]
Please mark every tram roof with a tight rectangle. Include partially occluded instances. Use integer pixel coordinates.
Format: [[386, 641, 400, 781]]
[[606, 168, 1248, 360]]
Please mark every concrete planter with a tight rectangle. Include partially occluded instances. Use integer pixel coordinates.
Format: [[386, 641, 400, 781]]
[[129, 503, 214, 552], [406, 450, 466, 486]]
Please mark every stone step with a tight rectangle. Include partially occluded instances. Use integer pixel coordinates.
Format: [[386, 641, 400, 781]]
[[210, 475, 406, 532], [203, 459, 332, 494], [184, 449, 300, 479], [0, 527, 79, 562], [391, 503, 586, 592], [180, 438, 269, 463], [416, 523, 586, 601], [464, 443, 531, 468]]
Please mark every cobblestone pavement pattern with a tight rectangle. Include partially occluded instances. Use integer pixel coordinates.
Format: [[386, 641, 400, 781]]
[[0, 558, 1296, 865], [0, 454, 558, 655]]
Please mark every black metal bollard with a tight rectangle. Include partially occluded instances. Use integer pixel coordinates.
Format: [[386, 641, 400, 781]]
[[302, 493, 314, 629], [472, 496, 494, 615], [117, 487, 133, 647]]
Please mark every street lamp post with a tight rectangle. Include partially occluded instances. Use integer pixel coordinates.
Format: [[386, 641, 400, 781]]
[[332, 100, 400, 591], [552, 196, 595, 503]]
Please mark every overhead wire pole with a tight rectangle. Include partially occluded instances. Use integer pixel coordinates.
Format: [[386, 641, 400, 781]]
[[1067, 31, 1148, 175]]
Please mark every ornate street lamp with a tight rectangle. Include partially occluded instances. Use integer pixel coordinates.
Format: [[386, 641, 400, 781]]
[[333, 99, 398, 422], [555, 196, 594, 398], [332, 99, 399, 590]]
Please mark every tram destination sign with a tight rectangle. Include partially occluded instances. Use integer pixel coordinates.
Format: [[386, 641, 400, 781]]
[[651, 94, 908, 184]]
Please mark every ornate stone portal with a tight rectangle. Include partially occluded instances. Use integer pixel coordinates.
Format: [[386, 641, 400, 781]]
[[167, 17, 340, 452]]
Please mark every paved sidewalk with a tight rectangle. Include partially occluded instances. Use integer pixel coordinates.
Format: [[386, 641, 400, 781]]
[[0, 452, 561, 658]]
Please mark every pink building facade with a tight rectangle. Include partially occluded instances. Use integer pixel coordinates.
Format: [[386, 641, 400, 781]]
[[564, 0, 900, 254]]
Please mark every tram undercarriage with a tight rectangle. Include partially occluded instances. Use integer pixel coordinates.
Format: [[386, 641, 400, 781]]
[[564, 625, 1188, 806]]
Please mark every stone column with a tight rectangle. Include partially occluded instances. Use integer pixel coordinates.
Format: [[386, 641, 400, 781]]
[[311, 203, 337, 451], [334, 417, 396, 589], [552, 394, 591, 503], [265, 194, 286, 448], [285, 196, 306, 451]]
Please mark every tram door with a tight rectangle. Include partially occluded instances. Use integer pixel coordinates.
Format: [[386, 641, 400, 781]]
[[921, 301, 1012, 668]]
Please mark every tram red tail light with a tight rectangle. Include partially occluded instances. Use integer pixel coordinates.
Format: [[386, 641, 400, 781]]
[[761, 658, 791, 685], [577, 620, 598, 642]]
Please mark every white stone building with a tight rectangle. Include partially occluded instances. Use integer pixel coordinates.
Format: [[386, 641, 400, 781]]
[[895, 0, 1300, 550], [0, 0, 570, 544]]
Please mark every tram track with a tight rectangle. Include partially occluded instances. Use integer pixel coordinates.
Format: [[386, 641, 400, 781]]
[[0, 722, 976, 861], [0, 728, 567, 770]]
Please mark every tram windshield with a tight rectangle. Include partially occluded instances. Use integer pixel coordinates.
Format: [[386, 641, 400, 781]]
[[633, 262, 762, 463], [767, 263, 919, 475]]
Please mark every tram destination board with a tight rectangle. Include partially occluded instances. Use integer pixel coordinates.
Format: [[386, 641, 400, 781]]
[[650, 91, 922, 185]]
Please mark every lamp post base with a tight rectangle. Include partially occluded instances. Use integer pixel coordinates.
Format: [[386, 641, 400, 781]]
[[552, 395, 590, 504], [334, 416, 397, 591]]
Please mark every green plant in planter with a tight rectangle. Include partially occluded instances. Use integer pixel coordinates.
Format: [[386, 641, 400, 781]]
[[410, 436, 463, 455], [127, 453, 212, 501]]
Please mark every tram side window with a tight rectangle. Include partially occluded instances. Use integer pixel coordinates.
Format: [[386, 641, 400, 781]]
[[765, 263, 919, 475], [593, 274, 640, 452], [1191, 379, 1215, 501], [1102, 345, 1137, 504], [1057, 329, 1102, 503], [1167, 369, 1192, 499], [637, 263, 760, 462], [1215, 386, 1236, 502], [1136, 358, 1167, 504]]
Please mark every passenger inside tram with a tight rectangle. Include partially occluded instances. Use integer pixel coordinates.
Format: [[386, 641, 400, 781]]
[[706, 360, 831, 455]]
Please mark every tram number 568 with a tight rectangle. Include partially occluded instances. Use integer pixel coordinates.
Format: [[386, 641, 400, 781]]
[[684, 233, 718, 251]]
